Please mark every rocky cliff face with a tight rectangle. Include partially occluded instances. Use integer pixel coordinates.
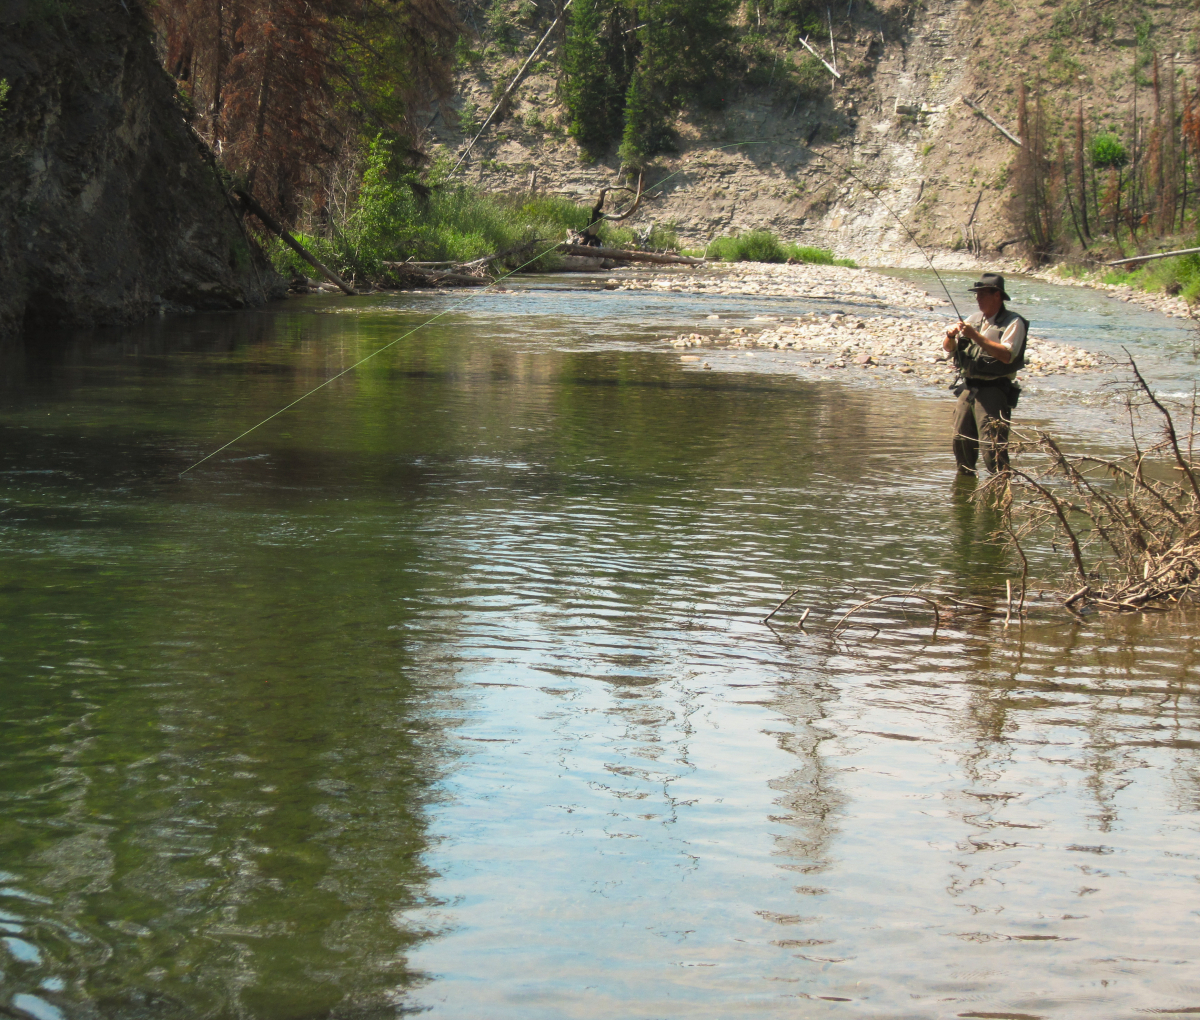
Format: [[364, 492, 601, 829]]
[[431, 0, 1197, 265], [0, 0, 282, 339]]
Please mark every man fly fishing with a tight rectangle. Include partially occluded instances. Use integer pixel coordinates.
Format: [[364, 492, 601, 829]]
[[943, 273, 1028, 476]]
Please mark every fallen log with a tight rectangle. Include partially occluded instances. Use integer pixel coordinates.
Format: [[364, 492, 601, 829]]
[[235, 189, 357, 296], [556, 243, 705, 266], [1106, 245, 1200, 267], [380, 262, 490, 286]]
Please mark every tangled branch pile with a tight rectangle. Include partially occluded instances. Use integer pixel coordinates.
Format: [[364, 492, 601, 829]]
[[987, 361, 1200, 612]]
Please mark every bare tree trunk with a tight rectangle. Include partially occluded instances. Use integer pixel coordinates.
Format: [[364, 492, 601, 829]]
[[1061, 140, 1087, 249], [1076, 98, 1090, 239], [212, 0, 224, 145]]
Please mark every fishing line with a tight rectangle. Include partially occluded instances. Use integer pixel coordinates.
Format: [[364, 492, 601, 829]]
[[178, 236, 570, 477], [181, 138, 964, 476]]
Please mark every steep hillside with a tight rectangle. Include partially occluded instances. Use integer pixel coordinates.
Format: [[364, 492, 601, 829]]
[[0, 0, 281, 339], [431, 0, 1200, 265]]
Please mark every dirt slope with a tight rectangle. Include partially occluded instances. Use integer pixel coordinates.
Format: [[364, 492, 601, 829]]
[[430, 0, 1199, 265]]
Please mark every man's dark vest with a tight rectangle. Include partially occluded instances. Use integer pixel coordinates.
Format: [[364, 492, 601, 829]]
[[955, 307, 1029, 379]]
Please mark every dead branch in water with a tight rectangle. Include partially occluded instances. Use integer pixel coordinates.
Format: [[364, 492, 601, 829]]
[[980, 358, 1200, 613], [832, 589, 943, 636], [764, 587, 801, 624]]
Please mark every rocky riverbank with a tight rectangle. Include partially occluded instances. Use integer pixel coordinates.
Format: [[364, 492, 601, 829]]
[[628, 262, 1106, 387], [615, 261, 947, 310], [1031, 268, 1195, 322]]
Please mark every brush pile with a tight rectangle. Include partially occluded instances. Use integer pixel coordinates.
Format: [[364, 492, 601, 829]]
[[987, 361, 1200, 612]]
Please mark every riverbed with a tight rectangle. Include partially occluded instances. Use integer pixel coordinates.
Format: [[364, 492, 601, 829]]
[[2, 272, 1199, 1020]]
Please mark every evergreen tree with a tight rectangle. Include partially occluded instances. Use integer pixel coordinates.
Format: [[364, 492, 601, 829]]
[[563, 0, 734, 167], [561, 0, 634, 157]]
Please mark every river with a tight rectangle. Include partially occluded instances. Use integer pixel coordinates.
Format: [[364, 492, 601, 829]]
[[2, 272, 1199, 1020]]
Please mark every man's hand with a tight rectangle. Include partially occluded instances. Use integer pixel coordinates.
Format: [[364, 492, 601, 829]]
[[943, 320, 966, 354], [944, 319, 1012, 363]]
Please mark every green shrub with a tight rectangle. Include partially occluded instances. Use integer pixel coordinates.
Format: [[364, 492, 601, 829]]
[[693, 230, 852, 265], [1098, 249, 1200, 304], [1090, 133, 1128, 169]]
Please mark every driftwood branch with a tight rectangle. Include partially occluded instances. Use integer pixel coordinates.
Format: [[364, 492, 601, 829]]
[[460, 240, 549, 272], [236, 189, 357, 295], [1106, 245, 1200, 267], [591, 173, 655, 223], [380, 262, 489, 286], [832, 592, 941, 636], [986, 360, 1200, 612], [798, 34, 841, 79], [1125, 352, 1200, 503], [764, 587, 800, 624], [557, 243, 704, 265], [961, 96, 1023, 148]]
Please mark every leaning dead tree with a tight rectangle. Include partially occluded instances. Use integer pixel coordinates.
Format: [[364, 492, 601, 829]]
[[577, 172, 656, 245], [981, 358, 1200, 612]]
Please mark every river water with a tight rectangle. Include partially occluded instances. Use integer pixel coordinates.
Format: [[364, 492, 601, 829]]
[[2, 274, 1200, 1020]]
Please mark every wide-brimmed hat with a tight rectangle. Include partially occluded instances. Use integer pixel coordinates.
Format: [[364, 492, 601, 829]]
[[968, 272, 1010, 301]]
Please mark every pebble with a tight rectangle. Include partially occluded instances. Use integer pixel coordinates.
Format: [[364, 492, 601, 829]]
[[636, 262, 1109, 388]]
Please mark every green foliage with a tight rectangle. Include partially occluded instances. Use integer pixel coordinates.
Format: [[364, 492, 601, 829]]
[[789, 54, 831, 101], [1090, 133, 1128, 169], [563, 0, 736, 166], [1048, 0, 1110, 42], [1102, 251, 1200, 304], [1046, 42, 1086, 85], [602, 221, 681, 249], [0, 79, 9, 119], [744, 46, 827, 107], [692, 230, 854, 266], [458, 99, 480, 136], [755, 0, 825, 44], [268, 138, 601, 281], [561, 0, 635, 156]]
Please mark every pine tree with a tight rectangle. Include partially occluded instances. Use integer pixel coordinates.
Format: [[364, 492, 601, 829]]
[[563, 0, 735, 167], [561, 0, 635, 156]]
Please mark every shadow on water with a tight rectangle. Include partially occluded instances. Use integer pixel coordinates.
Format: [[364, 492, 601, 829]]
[[2, 295, 1200, 1018]]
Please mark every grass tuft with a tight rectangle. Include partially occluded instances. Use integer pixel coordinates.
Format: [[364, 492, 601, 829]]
[[685, 230, 856, 267]]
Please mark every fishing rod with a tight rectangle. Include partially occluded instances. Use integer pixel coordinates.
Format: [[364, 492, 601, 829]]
[[180, 138, 966, 476]]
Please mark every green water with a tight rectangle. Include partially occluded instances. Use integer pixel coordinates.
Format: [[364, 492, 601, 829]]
[[2, 290, 1200, 1020]]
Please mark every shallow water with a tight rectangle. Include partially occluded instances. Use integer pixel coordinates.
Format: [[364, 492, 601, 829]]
[[2, 285, 1200, 1020]]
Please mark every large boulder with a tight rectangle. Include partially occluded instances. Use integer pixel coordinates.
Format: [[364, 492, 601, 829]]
[[0, 0, 283, 338]]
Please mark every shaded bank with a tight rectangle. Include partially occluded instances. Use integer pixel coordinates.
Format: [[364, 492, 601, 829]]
[[0, 0, 282, 339]]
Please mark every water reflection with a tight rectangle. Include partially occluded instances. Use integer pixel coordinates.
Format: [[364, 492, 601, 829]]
[[2, 296, 1200, 1018]]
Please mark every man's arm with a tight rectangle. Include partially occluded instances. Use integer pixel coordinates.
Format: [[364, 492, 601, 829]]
[[944, 321, 1012, 364]]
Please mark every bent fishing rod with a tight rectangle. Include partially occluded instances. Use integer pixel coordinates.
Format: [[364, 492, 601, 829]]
[[180, 137, 964, 476]]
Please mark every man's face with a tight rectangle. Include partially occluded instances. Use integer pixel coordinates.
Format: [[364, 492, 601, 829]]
[[975, 287, 1002, 317]]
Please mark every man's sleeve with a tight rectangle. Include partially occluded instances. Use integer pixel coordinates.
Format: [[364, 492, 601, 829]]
[[998, 318, 1026, 351]]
